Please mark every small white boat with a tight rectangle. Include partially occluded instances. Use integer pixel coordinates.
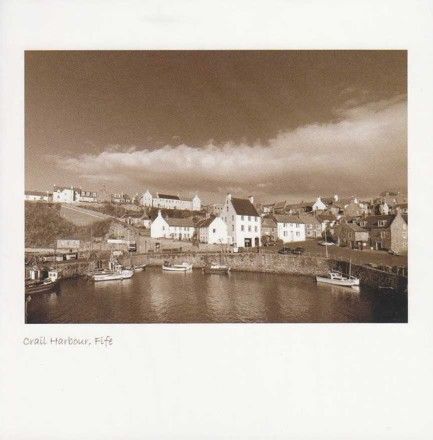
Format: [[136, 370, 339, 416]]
[[92, 268, 134, 282], [162, 261, 193, 272], [203, 263, 231, 274], [316, 271, 360, 287], [133, 264, 147, 272]]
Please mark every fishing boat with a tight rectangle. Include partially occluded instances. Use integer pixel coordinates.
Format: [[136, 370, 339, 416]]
[[25, 270, 60, 296], [162, 261, 193, 272], [316, 271, 360, 287], [92, 268, 134, 282], [203, 263, 231, 274]]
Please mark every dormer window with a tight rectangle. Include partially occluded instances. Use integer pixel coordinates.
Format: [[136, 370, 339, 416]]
[[378, 220, 387, 227]]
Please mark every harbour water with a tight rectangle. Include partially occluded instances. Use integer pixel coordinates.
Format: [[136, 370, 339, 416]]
[[26, 267, 407, 323]]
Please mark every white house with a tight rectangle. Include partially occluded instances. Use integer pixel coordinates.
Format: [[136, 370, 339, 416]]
[[196, 216, 230, 244], [52, 186, 80, 203], [273, 214, 307, 243], [141, 190, 201, 211], [150, 210, 195, 240], [220, 194, 261, 248], [312, 197, 328, 211], [25, 190, 51, 202], [78, 190, 98, 203]]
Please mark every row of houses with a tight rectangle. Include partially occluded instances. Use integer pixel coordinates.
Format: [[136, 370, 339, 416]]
[[260, 192, 407, 218], [150, 194, 321, 247], [332, 214, 408, 254], [24, 186, 202, 210]]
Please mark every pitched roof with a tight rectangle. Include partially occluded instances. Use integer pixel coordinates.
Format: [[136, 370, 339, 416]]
[[231, 198, 259, 216], [196, 216, 217, 228], [317, 212, 337, 222], [298, 213, 321, 225], [157, 194, 180, 200], [165, 217, 196, 227], [360, 215, 396, 229], [262, 217, 277, 227], [273, 214, 306, 224], [345, 223, 368, 232]]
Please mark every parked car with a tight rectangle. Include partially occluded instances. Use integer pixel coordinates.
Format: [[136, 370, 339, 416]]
[[319, 241, 334, 246], [278, 247, 293, 255], [292, 247, 305, 255], [388, 250, 400, 255]]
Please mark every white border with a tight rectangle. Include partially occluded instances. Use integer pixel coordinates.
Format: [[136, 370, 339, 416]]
[[1, 1, 433, 439]]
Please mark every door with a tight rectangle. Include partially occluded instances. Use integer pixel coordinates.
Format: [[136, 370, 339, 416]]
[[244, 238, 252, 247], [254, 237, 260, 247]]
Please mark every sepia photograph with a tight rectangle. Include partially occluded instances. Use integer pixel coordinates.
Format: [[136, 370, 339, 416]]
[[25, 50, 408, 324], [3, 1, 433, 440]]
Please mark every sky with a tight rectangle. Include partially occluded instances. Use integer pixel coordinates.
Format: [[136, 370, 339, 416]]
[[25, 50, 407, 204]]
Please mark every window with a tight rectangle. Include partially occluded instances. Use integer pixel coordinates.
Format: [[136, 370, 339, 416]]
[[255, 226, 258, 232], [241, 225, 244, 231], [248, 216, 251, 221], [232, 225, 234, 231], [296, 232, 300, 237], [212, 228, 216, 233], [248, 226, 251, 232], [232, 215, 234, 221], [284, 231, 287, 237], [241, 216, 244, 221], [226, 206, 229, 212]]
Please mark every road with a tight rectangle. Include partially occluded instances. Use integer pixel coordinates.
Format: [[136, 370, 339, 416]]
[[59, 204, 115, 226], [260, 239, 408, 268]]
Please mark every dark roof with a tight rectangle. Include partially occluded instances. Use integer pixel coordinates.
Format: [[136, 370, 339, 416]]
[[196, 216, 217, 228], [157, 194, 180, 200], [345, 223, 368, 233], [360, 215, 396, 229], [165, 217, 196, 227], [317, 212, 337, 222], [262, 217, 277, 228], [231, 198, 259, 216]]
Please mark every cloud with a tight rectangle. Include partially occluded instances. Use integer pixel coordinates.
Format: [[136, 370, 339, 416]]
[[54, 96, 407, 202]]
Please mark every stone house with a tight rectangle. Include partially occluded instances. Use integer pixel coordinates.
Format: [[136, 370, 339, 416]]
[[334, 222, 369, 249], [357, 213, 408, 254]]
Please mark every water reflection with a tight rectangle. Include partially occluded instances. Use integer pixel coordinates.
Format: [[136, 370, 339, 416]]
[[26, 267, 407, 324]]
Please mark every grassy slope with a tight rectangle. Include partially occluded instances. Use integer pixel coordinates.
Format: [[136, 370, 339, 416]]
[[25, 202, 112, 247]]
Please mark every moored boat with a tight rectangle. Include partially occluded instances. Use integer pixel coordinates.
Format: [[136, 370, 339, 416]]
[[133, 264, 147, 272], [203, 263, 231, 274], [92, 268, 134, 282], [25, 270, 60, 296], [162, 261, 193, 272], [316, 271, 360, 287]]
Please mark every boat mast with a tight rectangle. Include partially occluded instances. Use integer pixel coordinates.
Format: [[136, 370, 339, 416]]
[[325, 228, 328, 258]]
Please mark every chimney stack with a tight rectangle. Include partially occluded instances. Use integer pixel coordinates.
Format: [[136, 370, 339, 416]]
[[227, 193, 232, 201], [249, 195, 254, 204]]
